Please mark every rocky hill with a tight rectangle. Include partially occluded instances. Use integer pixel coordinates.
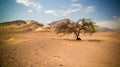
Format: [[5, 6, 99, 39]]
[[48, 18, 75, 28], [0, 20, 43, 35], [48, 18, 117, 32], [0, 19, 118, 35]]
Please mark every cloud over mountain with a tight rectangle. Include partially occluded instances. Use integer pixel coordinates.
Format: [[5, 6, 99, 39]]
[[44, 3, 94, 16], [98, 16, 120, 29]]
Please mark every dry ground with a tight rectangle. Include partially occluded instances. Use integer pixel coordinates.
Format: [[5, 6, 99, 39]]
[[0, 31, 120, 67]]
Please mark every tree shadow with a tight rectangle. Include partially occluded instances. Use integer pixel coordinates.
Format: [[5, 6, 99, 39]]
[[61, 39, 75, 41], [56, 38, 103, 43], [86, 39, 103, 43]]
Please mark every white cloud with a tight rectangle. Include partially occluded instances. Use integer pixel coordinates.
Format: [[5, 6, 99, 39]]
[[44, 3, 82, 16], [44, 3, 95, 16], [16, 0, 30, 6], [97, 16, 120, 29], [97, 20, 120, 29], [71, 3, 82, 8], [45, 10, 57, 16], [71, 0, 77, 2], [16, 0, 96, 17], [28, 10, 33, 13], [113, 16, 118, 19], [16, 0, 41, 11], [62, 3, 82, 16], [63, 9, 80, 16], [85, 6, 95, 13], [113, 16, 120, 21], [45, 8, 81, 16]]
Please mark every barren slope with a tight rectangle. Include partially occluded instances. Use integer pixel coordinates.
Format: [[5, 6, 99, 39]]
[[0, 32, 120, 67]]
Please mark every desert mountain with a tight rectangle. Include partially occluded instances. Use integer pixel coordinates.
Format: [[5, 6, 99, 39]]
[[49, 19, 117, 32], [0, 20, 43, 35], [0, 20, 43, 27], [0, 20, 26, 26], [0, 19, 118, 35], [97, 27, 115, 32], [48, 18, 75, 28]]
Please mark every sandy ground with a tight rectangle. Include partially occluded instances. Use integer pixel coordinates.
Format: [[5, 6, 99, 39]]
[[0, 31, 120, 67]]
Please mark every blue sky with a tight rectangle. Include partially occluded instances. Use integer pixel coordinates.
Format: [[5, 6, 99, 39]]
[[0, 0, 120, 24]]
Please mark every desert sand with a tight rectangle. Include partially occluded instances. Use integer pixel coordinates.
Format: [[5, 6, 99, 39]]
[[0, 31, 120, 67]]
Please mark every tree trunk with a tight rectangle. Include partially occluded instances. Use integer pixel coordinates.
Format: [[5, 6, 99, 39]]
[[76, 35, 81, 40], [74, 32, 81, 40]]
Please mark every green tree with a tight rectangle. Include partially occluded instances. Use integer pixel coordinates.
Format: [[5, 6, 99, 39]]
[[55, 18, 98, 40]]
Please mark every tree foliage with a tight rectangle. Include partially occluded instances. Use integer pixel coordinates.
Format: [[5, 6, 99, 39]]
[[55, 18, 98, 40]]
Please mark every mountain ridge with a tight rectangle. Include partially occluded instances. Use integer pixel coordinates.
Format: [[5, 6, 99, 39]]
[[0, 19, 118, 35], [0, 20, 44, 35]]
